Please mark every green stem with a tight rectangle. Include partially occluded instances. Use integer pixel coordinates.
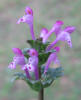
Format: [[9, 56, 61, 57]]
[[38, 67, 44, 100], [38, 88, 44, 100]]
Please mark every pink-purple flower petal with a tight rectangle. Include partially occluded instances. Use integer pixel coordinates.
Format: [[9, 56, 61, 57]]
[[27, 48, 38, 57], [25, 6, 33, 15], [64, 26, 75, 34], [43, 20, 63, 43], [12, 48, 23, 56], [40, 28, 48, 38], [44, 47, 60, 74]]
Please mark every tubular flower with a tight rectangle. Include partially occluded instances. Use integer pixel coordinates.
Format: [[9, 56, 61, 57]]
[[44, 47, 60, 74], [23, 49, 39, 80], [8, 48, 31, 79], [43, 20, 64, 43], [46, 26, 75, 51], [8, 48, 26, 69], [17, 6, 35, 40]]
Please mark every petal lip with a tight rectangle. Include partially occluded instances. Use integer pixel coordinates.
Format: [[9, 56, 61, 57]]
[[64, 26, 76, 34], [12, 48, 23, 56], [56, 20, 64, 25], [25, 6, 33, 15]]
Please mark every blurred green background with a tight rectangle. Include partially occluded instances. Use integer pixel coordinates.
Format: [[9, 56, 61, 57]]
[[0, 0, 81, 100]]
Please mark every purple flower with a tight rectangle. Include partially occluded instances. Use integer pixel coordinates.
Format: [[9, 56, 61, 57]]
[[25, 6, 33, 15], [8, 48, 26, 69], [23, 49, 39, 80], [8, 48, 31, 79], [27, 48, 38, 57], [17, 6, 35, 40], [44, 47, 60, 74], [23, 56, 39, 80], [43, 20, 64, 43], [46, 26, 75, 51]]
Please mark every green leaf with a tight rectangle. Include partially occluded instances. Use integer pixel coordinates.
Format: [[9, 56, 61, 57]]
[[41, 66, 64, 88], [38, 49, 56, 66], [25, 79, 42, 91], [12, 72, 43, 92], [41, 66, 64, 80], [41, 78, 53, 88], [27, 39, 49, 53], [11, 72, 26, 82]]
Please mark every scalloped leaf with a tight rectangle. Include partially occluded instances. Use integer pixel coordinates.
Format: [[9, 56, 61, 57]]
[[41, 66, 64, 80], [12, 72, 43, 91], [25, 79, 42, 91]]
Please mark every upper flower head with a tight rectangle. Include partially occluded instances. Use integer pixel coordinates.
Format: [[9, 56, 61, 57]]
[[17, 14, 33, 25], [25, 6, 33, 15], [27, 48, 38, 57], [17, 6, 35, 40], [17, 6, 33, 25]]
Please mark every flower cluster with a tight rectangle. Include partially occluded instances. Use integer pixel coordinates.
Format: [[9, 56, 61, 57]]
[[8, 6, 75, 83]]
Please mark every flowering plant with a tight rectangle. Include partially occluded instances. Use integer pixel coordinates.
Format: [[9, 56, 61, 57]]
[[8, 6, 75, 100]]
